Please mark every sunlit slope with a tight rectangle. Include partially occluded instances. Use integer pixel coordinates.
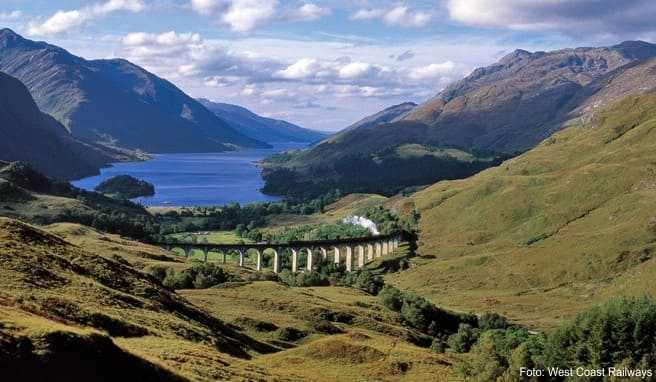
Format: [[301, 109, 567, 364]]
[[390, 94, 656, 328], [0, 217, 277, 381]]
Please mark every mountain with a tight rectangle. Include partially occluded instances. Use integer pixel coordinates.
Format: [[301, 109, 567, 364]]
[[262, 41, 656, 199], [0, 29, 267, 153], [389, 93, 656, 327], [325, 102, 417, 143], [401, 40, 656, 152], [198, 98, 327, 143], [0, 71, 120, 179]]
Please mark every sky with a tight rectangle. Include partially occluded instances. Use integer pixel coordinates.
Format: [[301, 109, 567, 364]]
[[2, 0, 656, 132]]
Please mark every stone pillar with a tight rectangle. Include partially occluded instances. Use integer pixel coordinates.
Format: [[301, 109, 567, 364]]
[[345, 246, 353, 272], [333, 246, 341, 264], [357, 245, 365, 269], [272, 249, 281, 274], [375, 242, 382, 258], [238, 250, 244, 267], [307, 249, 314, 271], [256, 250, 262, 271], [389, 239, 395, 253], [383, 241, 389, 256], [367, 244, 374, 261], [320, 247, 328, 261], [291, 248, 298, 273]]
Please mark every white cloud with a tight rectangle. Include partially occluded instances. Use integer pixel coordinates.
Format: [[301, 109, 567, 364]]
[[446, 0, 656, 35], [409, 61, 457, 80], [27, 0, 144, 36], [351, 5, 431, 28], [0, 10, 23, 21], [284, 3, 330, 21], [338, 62, 377, 79], [274, 58, 321, 80], [190, 0, 330, 32], [222, 0, 278, 33]]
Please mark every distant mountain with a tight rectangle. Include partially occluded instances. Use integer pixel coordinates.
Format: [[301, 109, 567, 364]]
[[262, 41, 656, 199], [325, 102, 416, 143], [198, 98, 327, 144], [0, 71, 118, 179], [0, 29, 268, 153]]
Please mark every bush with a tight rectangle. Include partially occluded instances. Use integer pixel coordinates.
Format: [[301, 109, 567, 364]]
[[307, 318, 344, 334], [161, 263, 235, 290], [430, 337, 447, 353], [277, 327, 307, 341], [448, 324, 478, 353], [478, 312, 509, 331], [378, 285, 404, 311], [145, 265, 168, 282]]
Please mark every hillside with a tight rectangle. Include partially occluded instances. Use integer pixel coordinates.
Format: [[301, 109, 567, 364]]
[[198, 98, 327, 143], [0, 161, 157, 239], [0, 29, 267, 153], [0, 217, 459, 381], [262, 41, 656, 198], [0, 71, 128, 180], [387, 93, 656, 328]]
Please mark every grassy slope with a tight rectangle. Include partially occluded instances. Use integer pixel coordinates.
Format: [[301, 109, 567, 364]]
[[387, 94, 656, 329], [1, 217, 456, 381], [182, 281, 457, 381], [0, 217, 280, 381]]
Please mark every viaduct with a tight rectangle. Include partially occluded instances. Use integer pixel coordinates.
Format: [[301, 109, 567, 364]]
[[159, 232, 402, 273]]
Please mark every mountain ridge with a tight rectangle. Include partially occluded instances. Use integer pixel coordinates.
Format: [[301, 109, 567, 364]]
[[0, 28, 268, 153], [198, 98, 327, 143]]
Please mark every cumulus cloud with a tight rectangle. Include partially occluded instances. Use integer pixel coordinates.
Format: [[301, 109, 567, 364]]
[[446, 0, 656, 36], [351, 5, 431, 28], [190, 0, 330, 32], [27, 0, 144, 36]]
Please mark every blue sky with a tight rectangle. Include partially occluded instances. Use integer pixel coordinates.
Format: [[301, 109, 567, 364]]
[[2, 0, 656, 131]]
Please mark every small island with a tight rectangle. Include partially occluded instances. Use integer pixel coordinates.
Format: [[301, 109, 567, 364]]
[[95, 175, 155, 199]]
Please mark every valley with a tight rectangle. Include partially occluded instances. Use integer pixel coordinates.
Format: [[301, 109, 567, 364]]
[[2, 11, 656, 381]]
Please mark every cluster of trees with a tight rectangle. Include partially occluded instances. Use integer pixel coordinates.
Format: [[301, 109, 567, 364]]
[[451, 297, 656, 381], [246, 222, 372, 244], [146, 263, 239, 289], [277, 260, 384, 294], [156, 190, 343, 239]]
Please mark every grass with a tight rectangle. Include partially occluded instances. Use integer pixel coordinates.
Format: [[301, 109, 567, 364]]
[[384, 94, 656, 329], [0, 217, 461, 381]]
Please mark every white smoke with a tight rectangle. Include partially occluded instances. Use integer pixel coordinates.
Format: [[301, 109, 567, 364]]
[[343, 215, 379, 235]]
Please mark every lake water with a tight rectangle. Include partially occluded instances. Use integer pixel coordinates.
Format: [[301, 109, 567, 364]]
[[72, 143, 306, 207]]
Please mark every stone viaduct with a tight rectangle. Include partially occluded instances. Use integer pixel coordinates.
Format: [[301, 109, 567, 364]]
[[160, 233, 402, 273]]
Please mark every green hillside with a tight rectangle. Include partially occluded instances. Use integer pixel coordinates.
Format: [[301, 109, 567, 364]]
[[388, 93, 656, 328]]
